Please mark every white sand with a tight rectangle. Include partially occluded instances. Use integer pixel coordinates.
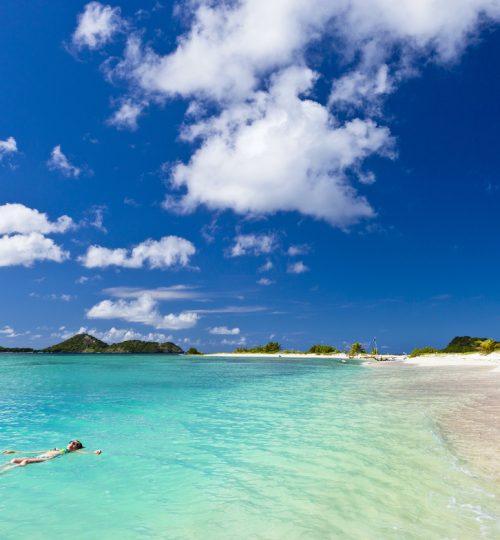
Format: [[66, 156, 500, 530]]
[[404, 352, 500, 372], [203, 352, 401, 360], [203, 351, 500, 372]]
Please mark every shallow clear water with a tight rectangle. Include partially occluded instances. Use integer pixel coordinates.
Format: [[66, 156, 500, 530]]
[[0, 355, 499, 539]]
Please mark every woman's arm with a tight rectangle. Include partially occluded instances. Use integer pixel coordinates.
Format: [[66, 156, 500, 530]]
[[75, 449, 102, 455], [2, 449, 48, 455]]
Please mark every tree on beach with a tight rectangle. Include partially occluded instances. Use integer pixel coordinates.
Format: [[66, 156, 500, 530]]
[[235, 341, 282, 353], [308, 344, 339, 354], [479, 339, 496, 354], [349, 342, 366, 356], [186, 347, 202, 355]]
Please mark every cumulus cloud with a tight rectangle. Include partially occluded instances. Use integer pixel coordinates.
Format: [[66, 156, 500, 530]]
[[208, 326, 240, 335], [47, 145, 81, 178], [0, 137, 17, 160], [79, 236, 195, 269], [108, 0, 500, 103], [167, 68, 391, 226], [0, 233, 69, 267], [75, 326, 173, 344], [72, 2, 123, 50], [257, 278, 274, 286], [287, 244, 310, 256], [108, 99, 144, 130], [229, 233, 277, 257], [287, 261, 309, 274], [0, 325, 19, 338], [87, 294, 199, 330], [74, 0, 500, 225], [0, 204, 73, 235]]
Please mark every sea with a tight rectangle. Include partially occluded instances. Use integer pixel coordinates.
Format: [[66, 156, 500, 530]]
[[0, 354, 499, 539]]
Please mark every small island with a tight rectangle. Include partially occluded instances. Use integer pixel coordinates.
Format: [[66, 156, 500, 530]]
[[0, 333, 184, 354]]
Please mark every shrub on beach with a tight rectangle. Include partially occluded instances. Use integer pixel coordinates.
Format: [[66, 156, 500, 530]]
[[235, 341, 282, 353], [479, 339, 496, 354], [409, 347, 439, 358], [186, 347, 202, 355], [308, 344, 339, 354], [349, 342, 366, 356]]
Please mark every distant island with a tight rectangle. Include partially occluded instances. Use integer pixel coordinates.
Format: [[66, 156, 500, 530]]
[[0, 333, 184, 354], [410, 336, 500, 357], [1, 334, 499, 358]]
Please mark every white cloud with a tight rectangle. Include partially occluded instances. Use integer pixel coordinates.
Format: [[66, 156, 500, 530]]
[[229, 233, 277, 257], [0, 233, 69, 267], [87, 293, 199, 330], [258, 260, 273, 272], [76, 326, 173, 344], [0, 137, 17, 160], [221, 336, 247, 346], [189, 305, 265, 314], [329, 65, 393, 110], [108, 99, 144, 130], [108, 2, 333, 102], [0, 325, 18, 338], [108, 0, 500, 102], [78, 0, 500, 225], [287, 244, 310, 256], [208, 326, 240, 335], [257, 278, 274, 286], [166, 67, 391, 226], [30, 292, 74, 301], [0, 203, 73, 234], [79, 236, 195, 269], [102, 285, 201, 301], [73, 2, 123, 50], [287, 261, 309, 274], [47, 145, 81, 178]]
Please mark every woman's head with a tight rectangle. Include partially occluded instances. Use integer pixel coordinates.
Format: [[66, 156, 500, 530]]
[[67, 440, 84, 451]]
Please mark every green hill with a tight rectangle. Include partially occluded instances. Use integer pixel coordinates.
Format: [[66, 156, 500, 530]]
[[0, 346, 35, 353], [42, 333, 108, 353], [442, 336, 499, 353], [107, 340, 183, 354], [41, 333, 184, 354]]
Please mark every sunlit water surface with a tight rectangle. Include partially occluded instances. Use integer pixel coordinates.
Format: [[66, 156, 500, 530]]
[[0, 354, 499, 539]]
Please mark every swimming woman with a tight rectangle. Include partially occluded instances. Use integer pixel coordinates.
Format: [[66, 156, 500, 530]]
[[1, 440, 101, 473]]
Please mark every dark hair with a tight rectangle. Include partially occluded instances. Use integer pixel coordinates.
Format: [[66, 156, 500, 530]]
[[71, 440, 84, 450]]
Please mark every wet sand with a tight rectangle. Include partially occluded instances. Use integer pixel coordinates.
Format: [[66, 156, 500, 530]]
[[373, 361, 500, 484]]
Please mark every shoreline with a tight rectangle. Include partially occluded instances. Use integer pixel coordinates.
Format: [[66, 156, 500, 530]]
[[203, 351, 500, 370], [202, 352, 403, 361]]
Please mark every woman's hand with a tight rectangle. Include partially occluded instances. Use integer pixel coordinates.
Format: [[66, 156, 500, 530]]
[[94, 449, 102, 455]]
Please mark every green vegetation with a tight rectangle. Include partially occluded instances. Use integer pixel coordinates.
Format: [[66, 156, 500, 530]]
[[349, 342, 366, 356], [43, 334, 108, 353], [40, 333, 183, 354], [308, 344, 339, 354], [107, 340, 183, 354], [0, 346, 34, 353], [409, 347, 439, 358], [235, 341, 282, 353], [409, 336, 500, 357], [442, 336, 488, 353], [479, 339, 497, 354], [186, 347, 202, 355]]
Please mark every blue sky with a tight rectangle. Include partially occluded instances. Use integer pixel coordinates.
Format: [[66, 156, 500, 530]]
[[1, 0, 500, 353]]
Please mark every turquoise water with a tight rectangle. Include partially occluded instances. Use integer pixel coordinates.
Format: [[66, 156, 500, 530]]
[[0, 355, 499, 539]]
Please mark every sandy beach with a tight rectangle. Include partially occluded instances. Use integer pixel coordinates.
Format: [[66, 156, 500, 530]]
[[206, 351, 500, 482], [205, 351, 500, 370]]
